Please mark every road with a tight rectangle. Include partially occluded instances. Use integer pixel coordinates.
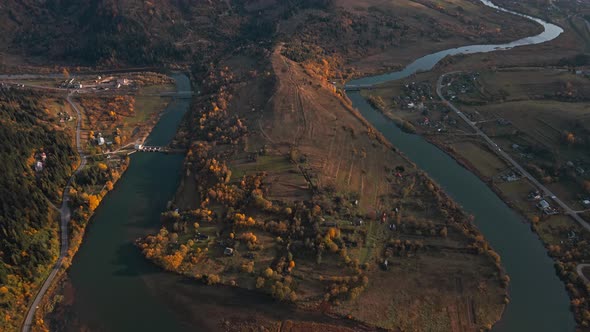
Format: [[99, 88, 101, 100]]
[[21, 91, 87, 332], [436, 72, 590, 232]]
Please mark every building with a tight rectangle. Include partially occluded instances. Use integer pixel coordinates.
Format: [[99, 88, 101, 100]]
[[224, 247, 234, 256], [35, 161, 43, 172], [528, 190, 542, 200], [134, 143, 143, 150], [97, 136, 105, 146], [537, 199, 557, 215], [537, 200, 550, 211]]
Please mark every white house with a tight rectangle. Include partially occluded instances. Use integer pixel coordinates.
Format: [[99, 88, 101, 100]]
[[35, 161, 43, 172]]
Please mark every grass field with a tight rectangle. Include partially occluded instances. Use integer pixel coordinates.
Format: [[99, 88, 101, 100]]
[[129, 83, 175, 126], [451, 140, 507, 178]]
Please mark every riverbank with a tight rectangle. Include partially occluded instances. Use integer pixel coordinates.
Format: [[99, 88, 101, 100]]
[[132, 27, 513, 332], [20, 73, 179, 332], [344, 1, 577, 331], [427, 68, 590, 328], [15, 1, 574, 331]]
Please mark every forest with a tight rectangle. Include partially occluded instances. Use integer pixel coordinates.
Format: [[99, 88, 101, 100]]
[[0, 87, 76, 330]]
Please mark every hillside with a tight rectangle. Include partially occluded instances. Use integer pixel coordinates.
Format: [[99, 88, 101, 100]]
[[0, 0, 540, 70], [131, 1, 540, 331], [0, 1, 548, 331], [0, 88, 76, 331]]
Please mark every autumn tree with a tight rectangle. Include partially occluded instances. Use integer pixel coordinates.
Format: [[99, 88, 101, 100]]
[[88, 195, 100, 211]]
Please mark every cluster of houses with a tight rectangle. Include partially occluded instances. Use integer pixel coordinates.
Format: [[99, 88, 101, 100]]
[[93, 132, 114, 147], [57, 111, 73, 123], [398, 81, 434, 110], [529, 190, 558, 215], [60, 78, 83, 89], [395, 81, 457, 132], [60, 76, 134, 91], [444, 72, 479, 101]]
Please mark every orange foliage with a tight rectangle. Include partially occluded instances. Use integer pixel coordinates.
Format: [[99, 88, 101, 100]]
[[238, 232, 258, 243], [88, 195, 100, 211]]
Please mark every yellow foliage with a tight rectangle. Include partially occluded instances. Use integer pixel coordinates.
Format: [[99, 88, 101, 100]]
[[263, 267, 274, 278], [0, 286, 8, 294], [97, 163, 108, 171], [162, 251, 184, 270], [327, 227, 339, 239], [88, 195, 100, 211]]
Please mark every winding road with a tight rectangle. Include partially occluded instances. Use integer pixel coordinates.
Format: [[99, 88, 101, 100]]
[[436, 72, 590, 233], [21, 90, 87, 332]]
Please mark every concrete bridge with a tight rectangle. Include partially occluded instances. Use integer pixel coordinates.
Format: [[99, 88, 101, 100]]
[[135, 145, 186, 154]]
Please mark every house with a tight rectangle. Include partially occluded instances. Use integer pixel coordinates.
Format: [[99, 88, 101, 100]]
[[528, 190, 541, 200], [97, 137, 105, 146], [35, 161, 43, 172], [503, 173, 519, 182], [134, 143, 143, 150], [582, 200, 590, 206], [40, 152, 47, 161], [537, 200, 550, 211], [537, 199, 558, 215], [224, 247, 234, 256]]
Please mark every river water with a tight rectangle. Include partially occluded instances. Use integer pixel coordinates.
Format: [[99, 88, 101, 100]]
[[64, 1, 575, 331], [347, 1, 573, 331], [63, 74, 356, 332]]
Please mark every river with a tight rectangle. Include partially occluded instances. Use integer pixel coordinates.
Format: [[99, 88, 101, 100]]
[[346, 1, 573, 331], [62, 74, 359, 332], [63, 1, 574, 331]]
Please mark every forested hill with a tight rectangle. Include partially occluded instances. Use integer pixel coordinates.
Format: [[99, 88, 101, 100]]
[[0, 88, 76, 329], [0, 0, 234, 66]]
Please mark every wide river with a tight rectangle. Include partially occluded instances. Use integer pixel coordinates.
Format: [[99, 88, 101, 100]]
[[65, 1, 574, 331]]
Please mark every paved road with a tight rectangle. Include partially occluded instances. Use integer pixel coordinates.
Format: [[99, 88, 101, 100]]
[[21, 91, 86, 332], [436, 72, 590, 232]]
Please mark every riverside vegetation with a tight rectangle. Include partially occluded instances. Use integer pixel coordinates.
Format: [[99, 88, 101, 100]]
[[0, 0, 551, 331], [137, 42, 509, 331]]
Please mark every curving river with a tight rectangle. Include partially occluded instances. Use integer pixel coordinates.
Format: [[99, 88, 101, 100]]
[[347, 1, 573, 331], [63, 1, 574, 331]]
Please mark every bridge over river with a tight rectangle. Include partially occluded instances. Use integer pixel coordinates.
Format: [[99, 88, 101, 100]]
[[133, 145, 186, 154]]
